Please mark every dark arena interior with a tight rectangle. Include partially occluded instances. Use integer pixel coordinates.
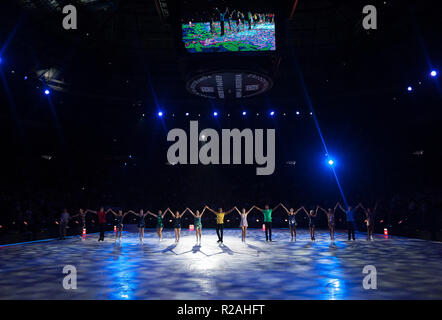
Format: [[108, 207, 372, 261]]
[[0, 0, 441, 303]]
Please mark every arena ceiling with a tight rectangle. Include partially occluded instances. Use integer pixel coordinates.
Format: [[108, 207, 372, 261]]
[[3, 0, 430, 106]]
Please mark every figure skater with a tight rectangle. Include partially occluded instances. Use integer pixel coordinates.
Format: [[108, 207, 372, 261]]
[[247, 11, 252, 30], [147, 209, 167, 241], [255, 204, 280, 242], [71, 208, 88, 236], [234, 206, 254, 242], [358, 202, 377, 240], [86, 207, 107, 241], [305, 207, 319, 241], [337, 203, 362, 241], [107, 209, 130, 241], [227, 9, 236, 32], [279, 204, 304, 241], [318, 203, 339, 241], [210, 17, 215, 34], [206, 206, 235, 243], [166, 209, 186, 243], [185, 207, 207, 244], [127, 210, 148, 243], [214, 7, 229, 36], [58, 208, 71, 240]]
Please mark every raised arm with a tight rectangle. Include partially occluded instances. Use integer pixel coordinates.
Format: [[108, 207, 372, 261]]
[[146, 210, 157, 217], [255, 206, 263, 212], [160, 209, 170, 218], [200, 206, 207, 216], [162, 208, 172, 217], [336, 203, 346, 213], [85, 209, 97, 214], [294, 206, 304, 215], [314, 206, 320, 217], [357, 203, 366, 214], [107, 209, 117, 216], [279, 203, 289, 214], [272, 203, 281, 212], [301, 206, 309, 217], [317, 206, 327, 215], [333, 202, 339, 214], [234, 207, 241, 215], [245, 206, 255, 215], [70, 211, 80, 218], [205, 206, 217, 215], [225, 207, 236, 215], [185, 208, 195, 217], [121, 211, 133, 221]]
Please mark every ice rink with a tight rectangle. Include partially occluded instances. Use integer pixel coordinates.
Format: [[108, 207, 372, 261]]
[[1, 228, 441, 299]]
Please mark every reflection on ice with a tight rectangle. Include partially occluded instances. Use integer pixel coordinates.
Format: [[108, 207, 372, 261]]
[[0, 228, 441, 299]]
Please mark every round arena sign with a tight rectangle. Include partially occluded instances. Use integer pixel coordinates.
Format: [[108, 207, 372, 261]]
[[186, 70, 273, 99]]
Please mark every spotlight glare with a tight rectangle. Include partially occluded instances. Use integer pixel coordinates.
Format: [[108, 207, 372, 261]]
[[44, 89, 50, 95], [185, 112, 189, 116], [213, 111, 218, 117], [430, 70, 437, 77], [407, 86, 412, 92], [270, 111, 275, 116], [242, 111, 247, 116], [296, 111, 300, 115], [328, 159, 334, 166], [158, 111, 163, 117]]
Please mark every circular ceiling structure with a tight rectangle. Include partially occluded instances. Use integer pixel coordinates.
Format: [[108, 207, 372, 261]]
[[186, 70, 273, 99]]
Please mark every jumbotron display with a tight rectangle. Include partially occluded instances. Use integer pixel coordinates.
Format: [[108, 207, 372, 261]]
[[182, 8, 276, 53]]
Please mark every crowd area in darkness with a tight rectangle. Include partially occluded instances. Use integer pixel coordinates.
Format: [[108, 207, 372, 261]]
[[0, 184, 441, 243]]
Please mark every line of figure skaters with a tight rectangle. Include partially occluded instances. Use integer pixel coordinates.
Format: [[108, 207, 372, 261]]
[[187, 8, 274, 36], [60, 202, 377, 244]]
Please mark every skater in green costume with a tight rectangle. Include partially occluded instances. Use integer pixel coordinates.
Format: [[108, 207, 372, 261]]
[[147, 209, 168, 241]]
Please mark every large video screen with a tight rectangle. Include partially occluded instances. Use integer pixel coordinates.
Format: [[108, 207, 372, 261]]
[[182, 8, 276, 53]]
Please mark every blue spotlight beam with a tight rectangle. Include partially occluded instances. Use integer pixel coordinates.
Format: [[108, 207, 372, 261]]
[[409, 7, 441, 96], [0, 69, 24, 140], [291, 49, 348, 208], [0, 16, 22, 57]]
